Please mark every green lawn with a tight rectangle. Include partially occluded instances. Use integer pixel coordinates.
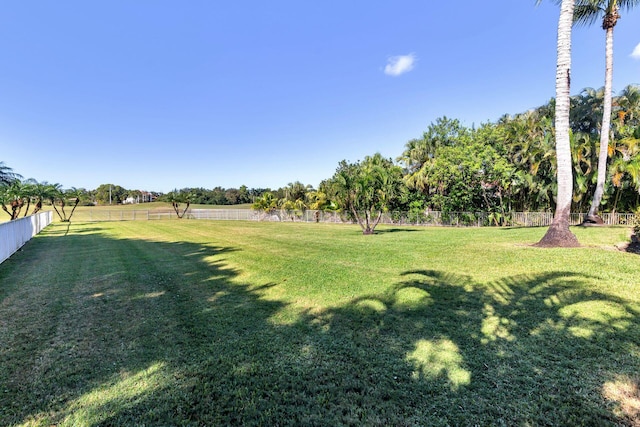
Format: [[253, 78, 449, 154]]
[[1, 220, 639, 426]]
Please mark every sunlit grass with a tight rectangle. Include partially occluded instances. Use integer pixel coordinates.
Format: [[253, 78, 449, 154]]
[[34, 201, 252, 223], [1, 220, 639, 425]]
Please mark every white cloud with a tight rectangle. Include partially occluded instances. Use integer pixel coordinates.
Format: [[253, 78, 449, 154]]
[[384, 54, 416, 76], [631, 43, 640, 59]]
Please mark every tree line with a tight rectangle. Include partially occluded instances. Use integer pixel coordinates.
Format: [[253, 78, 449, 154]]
[[249, 84, 640, 234], [0, 163, 303, 221]]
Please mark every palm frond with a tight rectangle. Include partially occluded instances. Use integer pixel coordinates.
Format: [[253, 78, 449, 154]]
[[573, 2, 604, 27]]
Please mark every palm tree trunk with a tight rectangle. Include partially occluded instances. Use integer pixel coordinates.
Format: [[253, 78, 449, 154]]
[[2, 204, 12, 219], [363, 209, 373, 235], [612, 186, 621, 214], [370, 210, 384, 232], [23, 200, 31, 217], [32, 200, 42, 215], [537, 0, 580, 247], [59, 200, 67, 221], [350, 205, 366, 232], [68, 199, 80, 221], [586, 25, 614, 223], [51, 198, 64, 221]]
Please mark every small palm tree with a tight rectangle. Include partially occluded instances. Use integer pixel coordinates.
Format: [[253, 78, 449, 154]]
[[64, 187, 83, 221], [251, 192, 278, 214], [168, 190, 193, 219], [1, 180, 29, 220], [29, 180, 53, 215]]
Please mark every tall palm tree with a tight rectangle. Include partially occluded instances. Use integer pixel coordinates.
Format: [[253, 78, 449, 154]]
[[576, 0, 640, 223], [536, 0, 580, 247]]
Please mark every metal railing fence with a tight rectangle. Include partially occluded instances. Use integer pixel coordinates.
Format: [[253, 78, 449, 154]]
[[55, 208, 637, 227]]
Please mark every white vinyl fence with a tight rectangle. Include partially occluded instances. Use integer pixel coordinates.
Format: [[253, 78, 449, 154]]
[[0, 211, 53, 265]]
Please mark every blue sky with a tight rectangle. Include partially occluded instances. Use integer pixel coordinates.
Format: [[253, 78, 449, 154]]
[[1, 1, 639, 193]]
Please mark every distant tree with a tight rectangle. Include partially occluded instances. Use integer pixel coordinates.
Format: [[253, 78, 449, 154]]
[[224, 188, 240, 205], [325, 153, 404, 235], [49, 184, 82, 222], [238, 185, 251, 204], [209, 187, 228, 205], [251, 192, 279, 216], [166, 190, 193, 218], [277, 182, 313, 220], [306, 190, 331, 211], [399, 117, 470, 194], [248, 188, 270, 203], [94, 184, 126, 205]]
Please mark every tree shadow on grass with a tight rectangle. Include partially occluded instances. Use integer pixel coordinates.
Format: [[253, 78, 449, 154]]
[[1, 226, 639, 426]]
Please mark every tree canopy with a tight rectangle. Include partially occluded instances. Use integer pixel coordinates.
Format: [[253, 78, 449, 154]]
[[322, 153, 404, 234]]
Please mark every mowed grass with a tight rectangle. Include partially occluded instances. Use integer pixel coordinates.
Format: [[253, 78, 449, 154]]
[[29, 202, 251, 224], [0, 220, 639, 426]]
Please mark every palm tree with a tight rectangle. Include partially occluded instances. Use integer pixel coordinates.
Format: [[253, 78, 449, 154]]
[[617, 84, 640, 129], [168, 190, 193, 219], [575, 0, 640, 223], [7, 180, 25, 220], [64, 187, 83, 221], [20, 180, 36, 217], [0, 162, 21, 186], [29, 180, 55, 215], [571, 87, 605, 135], [399, 117, 469, 196], [571, 132, 598, 210], [251, 192, 278, 214], [0, 185, 13, 220], [536, 0, 580, 247], [46, 183, 66, 221]]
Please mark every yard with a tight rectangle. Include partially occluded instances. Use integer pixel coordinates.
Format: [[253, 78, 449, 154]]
[[0, 220, 638, 426]]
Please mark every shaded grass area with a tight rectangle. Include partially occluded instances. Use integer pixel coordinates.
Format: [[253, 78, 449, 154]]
[[1, 221, 639, 426]]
